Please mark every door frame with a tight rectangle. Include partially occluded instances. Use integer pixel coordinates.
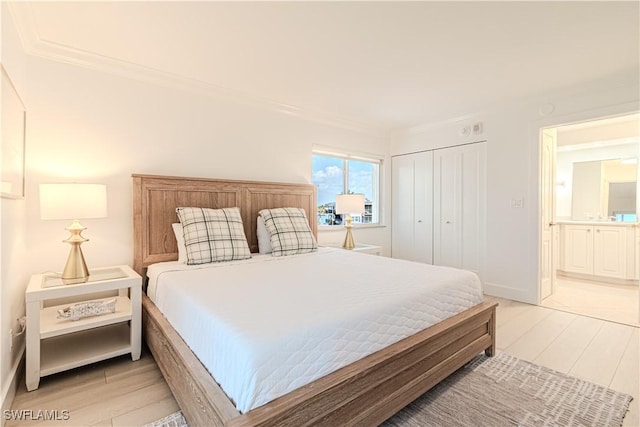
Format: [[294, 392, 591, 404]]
[[536, 103, 640, 306], [539, 128, 557, 302]]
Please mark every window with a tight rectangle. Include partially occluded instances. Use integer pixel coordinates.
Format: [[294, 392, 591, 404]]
[[312, 151, 381, 226], [615, 213, 637, 222]]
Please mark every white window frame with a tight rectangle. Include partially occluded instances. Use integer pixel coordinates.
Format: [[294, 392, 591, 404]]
[[312, 147, 382, 227]]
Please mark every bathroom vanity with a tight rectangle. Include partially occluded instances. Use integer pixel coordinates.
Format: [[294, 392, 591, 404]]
[[558, 221, 639, 284]]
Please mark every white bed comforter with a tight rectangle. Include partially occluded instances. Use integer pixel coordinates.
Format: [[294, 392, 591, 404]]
[[147, 248, 483, 413]]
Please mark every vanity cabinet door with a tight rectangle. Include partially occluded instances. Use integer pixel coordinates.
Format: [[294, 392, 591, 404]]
[[635, 227, 640, 280], [562, 225, 594, 274], [593, 226, 627, 279]]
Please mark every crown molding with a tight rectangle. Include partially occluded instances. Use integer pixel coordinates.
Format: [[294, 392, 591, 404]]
[[390, 112, 484, 139], [7, 3, 388, 138]]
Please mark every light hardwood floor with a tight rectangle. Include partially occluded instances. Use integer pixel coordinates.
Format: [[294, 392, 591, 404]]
[[542, 275, 639, 326], [7, 297, 639, 427]]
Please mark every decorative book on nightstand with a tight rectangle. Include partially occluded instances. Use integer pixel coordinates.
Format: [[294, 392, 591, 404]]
[[325, 243, 383, 256], [25, 265, 141, 391]]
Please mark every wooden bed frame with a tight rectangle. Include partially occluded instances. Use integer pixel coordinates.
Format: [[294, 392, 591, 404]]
[[133, 173, 497, 427]]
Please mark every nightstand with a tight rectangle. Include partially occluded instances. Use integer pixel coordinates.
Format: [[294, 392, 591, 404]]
[[327, 243, 383, 255], [25, 265, 141, 391]]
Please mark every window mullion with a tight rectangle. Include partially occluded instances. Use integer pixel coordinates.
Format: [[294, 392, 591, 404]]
[[344, 159, 349, 194]]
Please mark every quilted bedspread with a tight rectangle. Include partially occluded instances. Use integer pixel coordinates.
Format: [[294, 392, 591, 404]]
[[147, 248, 484, 413]]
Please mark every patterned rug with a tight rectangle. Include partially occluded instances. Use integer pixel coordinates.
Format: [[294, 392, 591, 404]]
[[144, 352, 633, 427]]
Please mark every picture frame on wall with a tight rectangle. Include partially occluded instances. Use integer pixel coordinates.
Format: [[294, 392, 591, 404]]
[[1, 65, 26, 199]]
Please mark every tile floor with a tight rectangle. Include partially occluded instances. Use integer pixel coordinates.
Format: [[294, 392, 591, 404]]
[[542, 274, 639, 326]]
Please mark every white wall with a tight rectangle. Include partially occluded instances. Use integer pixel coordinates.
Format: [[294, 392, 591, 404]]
[[1, 8, 391, 410], [391, 76, 639, 304], [21, 55, 391, 275], [1, 2, 29, 416]]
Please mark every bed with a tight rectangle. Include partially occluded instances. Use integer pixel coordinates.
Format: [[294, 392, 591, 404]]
[[133, 173, 497, 427]]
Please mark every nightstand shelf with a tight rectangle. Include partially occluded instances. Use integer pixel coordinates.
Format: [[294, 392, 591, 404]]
[[40, 323, 131, 376], [25, 265, 141, 391], [40, 296, 132, 339]]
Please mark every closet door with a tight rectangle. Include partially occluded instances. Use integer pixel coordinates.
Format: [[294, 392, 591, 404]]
[[391, 152, 433, 263], [414, 152, 433, 263], [433, 142, 485, 276]]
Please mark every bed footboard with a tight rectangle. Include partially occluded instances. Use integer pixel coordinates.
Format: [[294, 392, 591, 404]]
[[143, 295, 497, 427]]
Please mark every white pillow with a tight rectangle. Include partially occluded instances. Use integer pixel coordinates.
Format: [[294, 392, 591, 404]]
[[256, 215, 273, 254], [258, 207, 317, 257], [171, 223, 187, 264], [176, 207, 251, 264]]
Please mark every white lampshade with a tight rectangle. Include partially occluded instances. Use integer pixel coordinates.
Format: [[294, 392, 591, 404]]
[[335, 194, 365, 215], [40, 184, 108, 220]]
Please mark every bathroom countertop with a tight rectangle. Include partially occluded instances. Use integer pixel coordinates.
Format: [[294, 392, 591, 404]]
[[557, 220, 639, 227]]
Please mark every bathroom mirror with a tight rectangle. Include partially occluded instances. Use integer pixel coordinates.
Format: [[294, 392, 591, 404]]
[[571, 158, 638, 221]]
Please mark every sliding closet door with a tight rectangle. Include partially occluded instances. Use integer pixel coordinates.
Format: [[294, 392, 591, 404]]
[[391, 152, 433, 263], [433, 142, 485, 276]]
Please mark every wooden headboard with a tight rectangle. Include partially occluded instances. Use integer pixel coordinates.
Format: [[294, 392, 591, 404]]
[[132, 174, 317, 275]]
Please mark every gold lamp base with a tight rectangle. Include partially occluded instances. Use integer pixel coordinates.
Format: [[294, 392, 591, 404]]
[[61, 220, 90, 285], [342, 214, 355, 250]]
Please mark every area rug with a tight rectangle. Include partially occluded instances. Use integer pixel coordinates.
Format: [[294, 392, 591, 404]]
[[144, 352, 633, 427]]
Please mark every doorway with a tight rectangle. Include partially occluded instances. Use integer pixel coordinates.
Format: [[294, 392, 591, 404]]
[[540, 113, 640, 326]]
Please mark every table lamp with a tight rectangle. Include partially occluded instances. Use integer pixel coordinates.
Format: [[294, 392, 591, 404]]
[[335, 194, 365, 250], [40, 183, 108, 284]]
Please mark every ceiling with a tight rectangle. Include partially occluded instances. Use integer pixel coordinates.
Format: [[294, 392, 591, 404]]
[[7, 1, 640, 133]]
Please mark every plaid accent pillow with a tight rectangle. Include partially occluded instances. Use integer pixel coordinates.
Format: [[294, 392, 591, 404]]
[[175, 207, 251, 264], [259, 207, 317, 257]]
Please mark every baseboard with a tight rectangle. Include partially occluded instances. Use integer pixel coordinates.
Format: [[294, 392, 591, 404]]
[[483, 282, 536, 305], [1, 345, 25, 427], [557, 271, 639, 286]]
